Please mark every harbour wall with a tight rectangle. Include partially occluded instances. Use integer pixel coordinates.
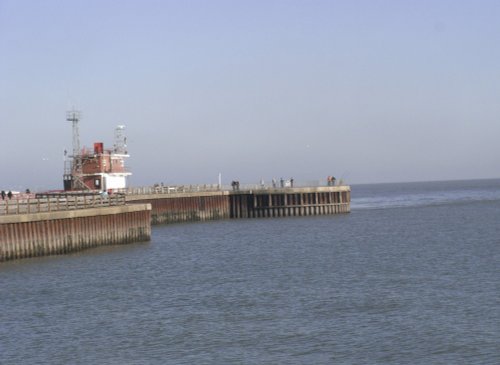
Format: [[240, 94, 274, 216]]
[[229, 186, 350, 218], [126, 191, 230, 224], [0, 186, 349, 262], [126, 186, 350, 224], [0, 204, 151, 262]]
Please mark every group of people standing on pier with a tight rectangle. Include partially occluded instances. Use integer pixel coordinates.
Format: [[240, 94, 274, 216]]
[[1, 190, 13, 200], [1, 189, 31, 200], [231, 176, 338, 190], [232, 178, 296, 190], [231, 180, 240, 190], [272, 178, 294, 188]]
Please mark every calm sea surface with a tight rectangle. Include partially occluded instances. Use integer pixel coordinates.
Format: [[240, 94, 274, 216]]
[[1, 179, 499, 364]]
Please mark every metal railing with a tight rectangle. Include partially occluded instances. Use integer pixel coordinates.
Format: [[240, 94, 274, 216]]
[[0, 194, 126, 216], [123, 184, 222, 195], [123, 180, 347, 196]]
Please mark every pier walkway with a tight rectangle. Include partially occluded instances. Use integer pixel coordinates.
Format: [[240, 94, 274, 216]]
[[125, 184, 351, 224]]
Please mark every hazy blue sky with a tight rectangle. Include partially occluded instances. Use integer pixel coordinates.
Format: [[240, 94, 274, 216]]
[[1, 0, 499, 190]]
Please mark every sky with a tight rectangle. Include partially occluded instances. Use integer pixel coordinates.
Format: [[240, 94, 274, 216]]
[[1, 0, 500, 191]]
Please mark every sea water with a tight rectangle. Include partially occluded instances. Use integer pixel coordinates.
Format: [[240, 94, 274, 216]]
[[1, 179, 499, 364]]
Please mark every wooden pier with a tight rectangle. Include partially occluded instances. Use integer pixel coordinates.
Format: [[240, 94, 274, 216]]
[[126, 185, 350, 224], [0, 184, 349, 262], [229, 186, 350, 218]]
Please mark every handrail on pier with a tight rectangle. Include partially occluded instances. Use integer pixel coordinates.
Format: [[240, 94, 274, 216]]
[[0, 194, 126, 216], [123, 180, 347, 196]]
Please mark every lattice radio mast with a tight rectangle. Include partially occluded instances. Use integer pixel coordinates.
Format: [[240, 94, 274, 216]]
[[66, 109, 81, 158], [66, 109, 86, 189]]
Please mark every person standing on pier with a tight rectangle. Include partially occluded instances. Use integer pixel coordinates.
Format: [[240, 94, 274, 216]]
[[7, 190, 12, 199], [1, 190, 5, 200], [327, 176, 336, 186]]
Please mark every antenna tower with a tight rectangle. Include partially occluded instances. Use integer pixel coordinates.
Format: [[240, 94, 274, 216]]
[[66, 109, 81, 158], [66, 109, 87, 190]]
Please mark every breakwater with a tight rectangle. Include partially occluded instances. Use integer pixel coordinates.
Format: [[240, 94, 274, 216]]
[[127, 191, 230, 224], [126, 185, 350, 224], [0, 184, 349, 262], [229, 186, 350, 218], [0, 203, 151, 262]]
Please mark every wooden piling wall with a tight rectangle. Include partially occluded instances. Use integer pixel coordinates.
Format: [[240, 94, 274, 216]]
[[0, 204, 151, 262], [127, 191, 230, 224]]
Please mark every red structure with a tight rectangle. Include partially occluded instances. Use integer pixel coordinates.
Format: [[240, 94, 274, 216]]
[[64, 124, 131, 192]]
